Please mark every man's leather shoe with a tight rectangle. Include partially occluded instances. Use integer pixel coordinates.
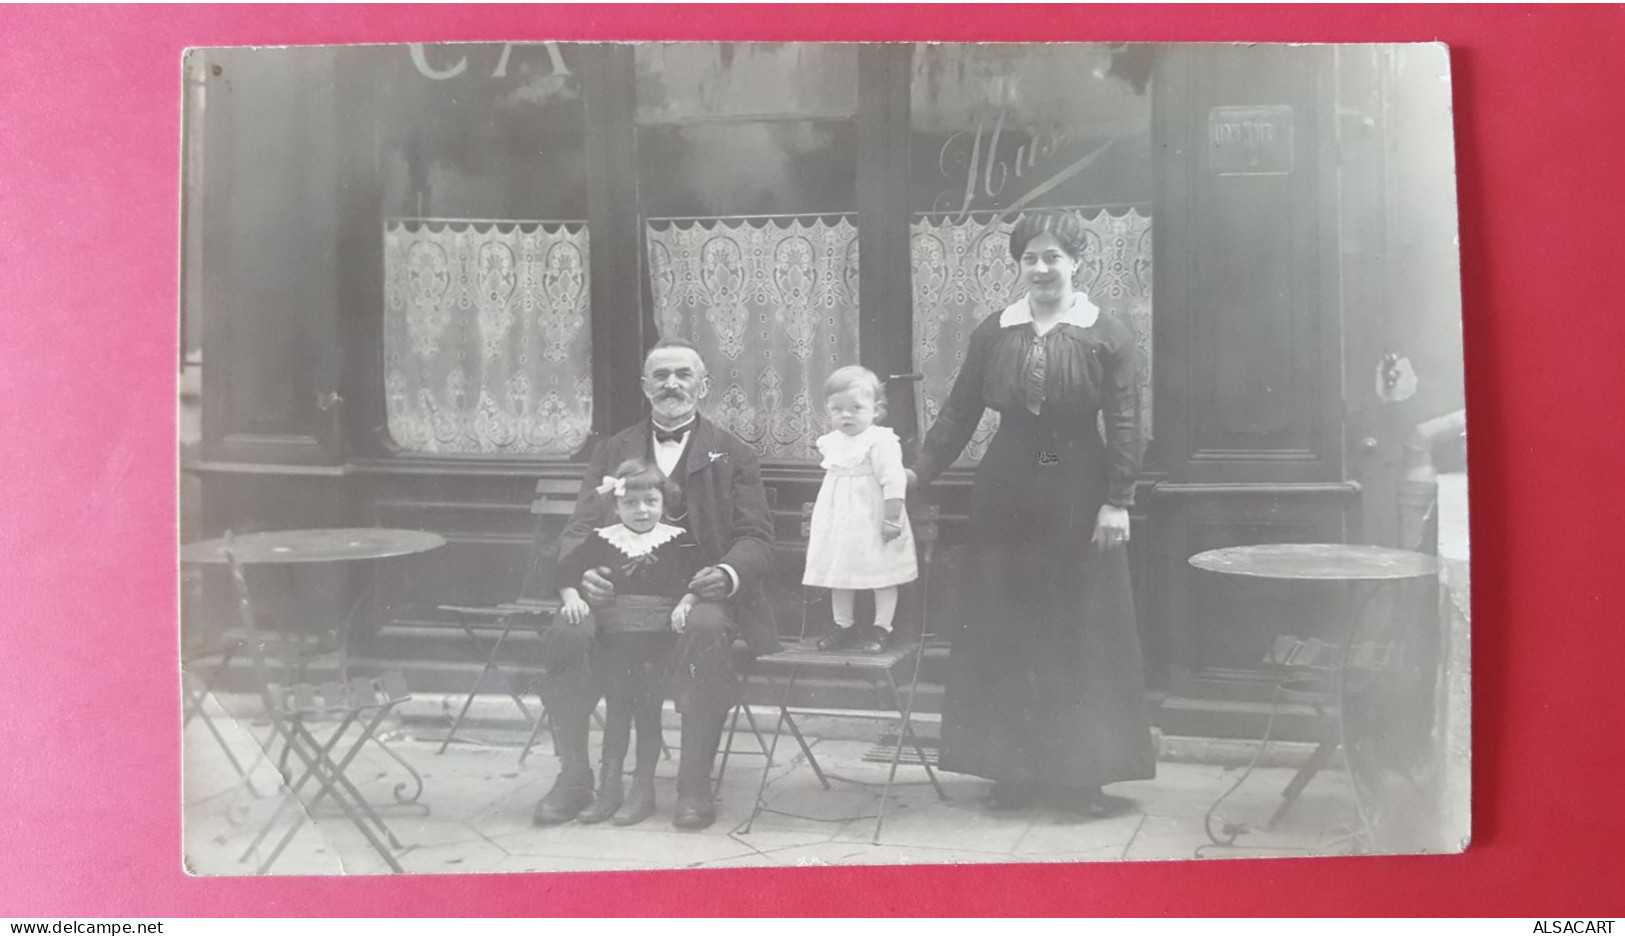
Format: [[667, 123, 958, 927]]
[[532, 771, 594, 826], [672, 795, 716, 830]]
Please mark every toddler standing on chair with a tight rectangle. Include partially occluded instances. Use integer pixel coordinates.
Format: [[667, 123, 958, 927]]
[[803, 365, 919, 653], [556, 458, 703, 825]]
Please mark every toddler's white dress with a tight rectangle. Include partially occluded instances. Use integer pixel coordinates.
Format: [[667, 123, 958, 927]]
[[802, 425, 919, 589]]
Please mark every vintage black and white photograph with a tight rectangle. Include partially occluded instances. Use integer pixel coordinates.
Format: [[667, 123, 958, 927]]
[[177, 40, 1469, 875]]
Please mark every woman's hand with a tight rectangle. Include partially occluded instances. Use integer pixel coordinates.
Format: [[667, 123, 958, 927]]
[[1092, 504, 1131, 551], [882, 498, 905, 543], [905, 469, 919, 489]]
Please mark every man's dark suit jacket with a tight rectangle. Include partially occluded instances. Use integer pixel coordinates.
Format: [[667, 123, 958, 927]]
[[553, 415, 780, 656]]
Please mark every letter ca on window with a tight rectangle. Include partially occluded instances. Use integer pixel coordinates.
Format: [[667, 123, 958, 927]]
[[409, 42, 572, 81]]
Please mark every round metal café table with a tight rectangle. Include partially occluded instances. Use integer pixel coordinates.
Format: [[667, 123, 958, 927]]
[[1187, 543, 1439, 855], [180, 527, 448, 566], [180, 527, 447, 873]]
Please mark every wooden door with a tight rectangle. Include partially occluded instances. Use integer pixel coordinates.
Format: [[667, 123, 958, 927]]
[[1149, 45, 1358, 737]]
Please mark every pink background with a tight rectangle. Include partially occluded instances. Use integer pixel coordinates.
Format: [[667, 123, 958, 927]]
[[2, 4, 1621, 916]]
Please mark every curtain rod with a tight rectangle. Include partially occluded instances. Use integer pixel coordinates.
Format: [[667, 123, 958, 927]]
[[913, 202, 1150, 217], [644, 205, 1147, 226], [384, 217, 589, 227], [643, 211, 857, 224]]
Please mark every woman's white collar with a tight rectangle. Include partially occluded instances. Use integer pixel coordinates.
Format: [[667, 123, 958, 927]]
[[598, 522, 685, 558], [1000, 293, 1101, 330]]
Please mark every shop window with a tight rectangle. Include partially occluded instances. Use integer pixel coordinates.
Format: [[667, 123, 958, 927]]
[[370, 44, 593, 458], [909, 44, 1155, 465], [636, 43, 861, 464], [383, 219, 592, 456], [647, 215, 859, 462]]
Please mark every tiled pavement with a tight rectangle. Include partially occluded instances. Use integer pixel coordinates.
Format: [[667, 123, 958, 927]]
[[183, 692, 1365, 877]]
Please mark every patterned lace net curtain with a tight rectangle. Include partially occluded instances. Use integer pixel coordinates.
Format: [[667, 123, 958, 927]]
[[383, 219, 592, 456], [647, 216, 861, 463], [911, 209, 1153, 466]]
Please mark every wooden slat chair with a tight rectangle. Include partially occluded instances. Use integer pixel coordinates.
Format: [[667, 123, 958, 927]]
[[737, 500, 948, 845], [435, 477, 579, 759]]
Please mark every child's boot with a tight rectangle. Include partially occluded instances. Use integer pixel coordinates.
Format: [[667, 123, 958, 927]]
[[614, 765, 657, 826], [578, 760, 624, 824]]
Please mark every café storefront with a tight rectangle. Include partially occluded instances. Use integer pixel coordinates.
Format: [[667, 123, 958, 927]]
[[182, 41, 1462, 738]]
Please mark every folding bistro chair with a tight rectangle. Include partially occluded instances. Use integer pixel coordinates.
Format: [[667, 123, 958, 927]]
[[181, 560, 271, 795], [221, 540, 414, 874], [738, 501, 947, 844], [182, 614, 264, 795], [435, 477, 577, 760]]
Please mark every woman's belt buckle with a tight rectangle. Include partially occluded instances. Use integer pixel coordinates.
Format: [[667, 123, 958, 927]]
[[1037, 450, 1061, 467]]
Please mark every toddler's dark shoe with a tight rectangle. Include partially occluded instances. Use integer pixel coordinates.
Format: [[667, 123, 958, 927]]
[[816, 627, 856, 651], [853, 626, 888, 654]]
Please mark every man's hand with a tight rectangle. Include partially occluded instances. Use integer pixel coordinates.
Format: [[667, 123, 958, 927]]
[[687, 566, 732, 601], [581, 567, 616, 605]]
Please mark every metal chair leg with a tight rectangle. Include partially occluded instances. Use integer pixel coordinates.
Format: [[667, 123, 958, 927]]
[[779, 707, 829, 790], [518, 696, 553, 765], [872, 655, 944, 845], [715, 703, 743, 788], [886, 666, 945, 798], [741, 666, 800, 835], [739, 703, 773, 768], [440, 617, 536, 755], [182, 667, 262, 797], [255, 709, 404, 874], [242, 709, 363, 862]]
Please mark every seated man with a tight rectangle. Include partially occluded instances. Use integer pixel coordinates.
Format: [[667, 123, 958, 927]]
[[532, 339, 779, 831]]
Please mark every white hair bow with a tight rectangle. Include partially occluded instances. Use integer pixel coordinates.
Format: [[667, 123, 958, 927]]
[[595, 476, 627, 497]]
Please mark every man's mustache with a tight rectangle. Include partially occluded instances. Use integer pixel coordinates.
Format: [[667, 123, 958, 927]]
[[656, 389, 689, 400]]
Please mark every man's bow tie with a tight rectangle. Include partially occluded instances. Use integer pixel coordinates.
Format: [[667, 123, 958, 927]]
[[654, 424, 692, 445]]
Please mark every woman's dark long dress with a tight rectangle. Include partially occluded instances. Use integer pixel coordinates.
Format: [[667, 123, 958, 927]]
[[913, 297, 1156, 791]]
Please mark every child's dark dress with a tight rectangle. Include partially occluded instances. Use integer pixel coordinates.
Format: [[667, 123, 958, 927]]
[[555, 522, 705, 632], [555, 521, 706, 772]]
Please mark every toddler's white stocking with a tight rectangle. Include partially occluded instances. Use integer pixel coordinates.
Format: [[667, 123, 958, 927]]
[[831, 588, 856, 629], [873, 587, 898, 632]]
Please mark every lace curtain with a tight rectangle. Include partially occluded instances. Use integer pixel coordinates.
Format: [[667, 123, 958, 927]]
[[911, 208, 1153, 465], [382, 220, 592, 457], [648, 216, 861, 462]]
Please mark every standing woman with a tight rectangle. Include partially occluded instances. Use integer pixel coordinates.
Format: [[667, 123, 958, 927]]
[[908, 209, 1155, 812]]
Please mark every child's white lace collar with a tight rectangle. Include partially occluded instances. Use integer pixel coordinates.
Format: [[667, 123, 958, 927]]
[[1000, 292, 1101, 331], [817, 425, 897, 469], [597, 522, 685, 558]]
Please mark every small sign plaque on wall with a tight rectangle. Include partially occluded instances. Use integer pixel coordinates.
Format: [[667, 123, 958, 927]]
[[1209, 104, 1294, 175]]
